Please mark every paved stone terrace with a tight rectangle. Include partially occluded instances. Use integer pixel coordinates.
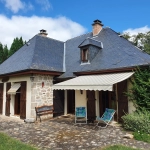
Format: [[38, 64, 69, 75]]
[[0, 115, 150, 150]]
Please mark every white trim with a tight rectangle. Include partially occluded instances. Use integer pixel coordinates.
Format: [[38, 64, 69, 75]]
[[80, 61, 90, 65], [63, 42, 66, 72]]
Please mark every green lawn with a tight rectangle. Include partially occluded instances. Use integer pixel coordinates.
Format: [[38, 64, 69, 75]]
[[102, 145, 141, 150], [0, 132, 38, 150], [133, 132, 150, 143]]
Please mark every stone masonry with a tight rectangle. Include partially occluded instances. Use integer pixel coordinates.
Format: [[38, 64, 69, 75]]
[[31, 75, 53, 117]]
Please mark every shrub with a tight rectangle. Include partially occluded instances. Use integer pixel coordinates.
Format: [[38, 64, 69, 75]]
[[126, 67, 150, 111], [122, 109, 150, 134]]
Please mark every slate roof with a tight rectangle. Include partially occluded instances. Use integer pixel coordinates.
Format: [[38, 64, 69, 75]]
[[0, 35, 64, 75], [60, 27, 150, 78], [0, 26, 150, 78]]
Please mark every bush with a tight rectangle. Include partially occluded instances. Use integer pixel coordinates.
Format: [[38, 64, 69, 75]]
[[126, 67, 150, 111], [122, 110, 150, 134]]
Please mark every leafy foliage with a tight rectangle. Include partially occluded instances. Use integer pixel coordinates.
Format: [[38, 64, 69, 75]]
[[122, 110, 150, 134], [122, 31, 150, 54], [127, 67, 150, 110]]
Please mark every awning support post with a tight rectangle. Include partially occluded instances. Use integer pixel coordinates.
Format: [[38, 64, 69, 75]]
[[115, 84, 118, 122], [64, 90, 67, 115]]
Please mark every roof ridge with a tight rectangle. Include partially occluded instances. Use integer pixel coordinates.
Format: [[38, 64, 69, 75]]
[[36, 34, 64, 43], [29, 35, 39, 68], [66, 32, 92, 42]]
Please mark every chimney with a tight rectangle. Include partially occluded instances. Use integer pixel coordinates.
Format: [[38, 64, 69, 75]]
[[92, 20, 103, 36], [39, 29, 48, 37]]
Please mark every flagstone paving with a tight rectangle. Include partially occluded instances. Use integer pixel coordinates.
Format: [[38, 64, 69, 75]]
[[0, 115, 150, 150]]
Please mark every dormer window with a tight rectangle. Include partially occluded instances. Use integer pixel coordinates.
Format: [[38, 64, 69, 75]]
[[81, 48, 88, 63], [79, 37, 103, 64]]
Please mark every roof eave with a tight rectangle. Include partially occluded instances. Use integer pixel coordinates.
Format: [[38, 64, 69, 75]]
[[73, 65, 150, 76], [0, 69, 63, 78]]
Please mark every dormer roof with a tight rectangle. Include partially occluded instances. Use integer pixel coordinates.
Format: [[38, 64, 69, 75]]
[[78, 38, 103, 49]]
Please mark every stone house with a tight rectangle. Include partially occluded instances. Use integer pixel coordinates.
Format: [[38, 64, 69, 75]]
[[0, 20, 150, 122]]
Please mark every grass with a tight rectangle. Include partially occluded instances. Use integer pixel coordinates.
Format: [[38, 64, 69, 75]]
[[0, 132, 38, 150], [102, 145, 141, 150], [133, 131, 150, 143]]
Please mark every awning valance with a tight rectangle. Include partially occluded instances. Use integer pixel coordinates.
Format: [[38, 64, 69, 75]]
[[52, 72, 134, 91], [7, 83, 21, 94]]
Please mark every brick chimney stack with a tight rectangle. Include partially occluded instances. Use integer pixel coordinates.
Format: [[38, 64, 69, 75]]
[[39, 29, 48, 37], [92, 20, 103, 36]]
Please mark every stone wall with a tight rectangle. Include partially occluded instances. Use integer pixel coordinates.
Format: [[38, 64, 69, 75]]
[[31, 74, 53, 117]]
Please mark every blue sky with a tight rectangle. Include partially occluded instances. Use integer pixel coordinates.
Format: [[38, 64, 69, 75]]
[[0, 0, 150, 48]]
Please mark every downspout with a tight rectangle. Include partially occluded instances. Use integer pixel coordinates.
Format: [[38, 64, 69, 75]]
[[63, 42, 67, 115], [63, 42, 66, 72]]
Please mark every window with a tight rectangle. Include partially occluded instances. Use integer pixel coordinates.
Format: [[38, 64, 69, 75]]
[[81, 48, 88, 63]]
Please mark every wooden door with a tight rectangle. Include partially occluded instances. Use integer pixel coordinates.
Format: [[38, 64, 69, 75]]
[[53, 90, 64, 117], [0, 83, 4, 114], [5, 82, 11, 116], [67, 90, 75, 114], [15, 93, 20, 115], [117, 80, 128, 122], [87, 90, 96, 120], [20, 81, 26, 119]]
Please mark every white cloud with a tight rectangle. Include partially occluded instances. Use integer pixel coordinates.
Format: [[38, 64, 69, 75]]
[[0, 15, 87, 48], [35, 0, 52, 11], [123, 26, 150, 36], [1, 0, 34, 13], [2, 0, 24, 13]]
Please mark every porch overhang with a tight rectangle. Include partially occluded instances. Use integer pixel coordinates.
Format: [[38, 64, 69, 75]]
[[7, 83, 21, 94], [52, 72, 134, 91]]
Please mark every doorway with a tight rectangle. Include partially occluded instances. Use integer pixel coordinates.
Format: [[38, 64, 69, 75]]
[[87, 90, 96, 121], [67, 90, 75, 114], [14, 88, 21, 115], [99, 90, 117, 120], [53, 90, 64, 117]]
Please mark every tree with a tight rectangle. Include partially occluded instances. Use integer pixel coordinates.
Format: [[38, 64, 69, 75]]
[[122, 32, 131, 40], [127, 67, 150, 111], [122, 31, 150, 54], [0, 43, 4, 64], [3, 45, 9, 61], [143, 31, 150, 54], [8, 37, 24, 57]]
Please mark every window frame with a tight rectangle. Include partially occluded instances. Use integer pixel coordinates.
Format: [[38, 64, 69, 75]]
[[81, 48, 88, 63]]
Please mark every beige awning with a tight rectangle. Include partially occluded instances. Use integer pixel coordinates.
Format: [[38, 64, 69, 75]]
[[52, 72, 134, 91], [7, 83, 21, 94]]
